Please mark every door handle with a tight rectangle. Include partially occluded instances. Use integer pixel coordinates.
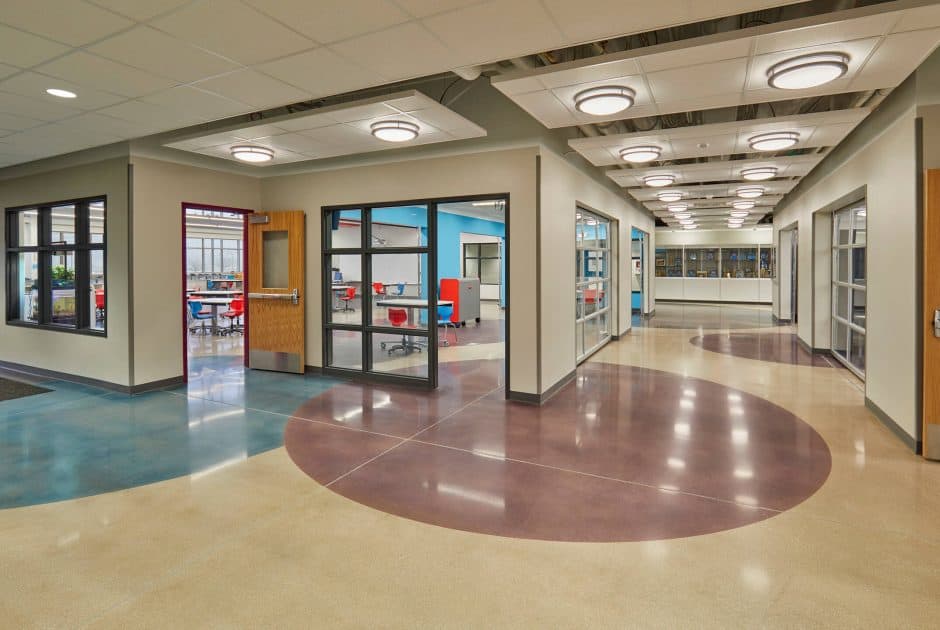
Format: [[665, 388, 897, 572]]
[[934, 309, 940, 339], [248, 288, 299, 305]]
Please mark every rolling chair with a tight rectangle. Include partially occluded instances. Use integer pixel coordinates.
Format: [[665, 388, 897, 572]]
[[393, 282, 406, 297], [188, 300, 212, 335], [220, 297, 245, 336], [383, 307, 420, 355], [437, 304, 458, 347], [339, 286, 357, 311]]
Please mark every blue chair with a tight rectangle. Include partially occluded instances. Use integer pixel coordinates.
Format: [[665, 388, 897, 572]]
[[394, 282, 405, 297], [188, 300, 213, 335], [437, 304, 458, 346]]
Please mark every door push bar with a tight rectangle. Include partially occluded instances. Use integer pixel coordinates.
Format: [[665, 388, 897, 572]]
[[247, 288, 299, 305]]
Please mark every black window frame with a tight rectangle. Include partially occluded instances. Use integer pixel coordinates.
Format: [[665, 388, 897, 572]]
[[5, 195, 107, 336], [462, 241, 501, 285]]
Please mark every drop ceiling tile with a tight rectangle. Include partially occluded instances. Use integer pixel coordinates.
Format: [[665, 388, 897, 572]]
[[0, 25, 71, 69], [404, 106, 470, 132], [0, 0, 133, 46], [168, 131, 252, 150], [639, 38, 751, 74], [245, 0, 411, 44], [0, 72, 129, 110], [745, 37, 880, 91], [98, 99, 205, 128], [0, 91, 84, 121], [537, 59, 642, 90], [194, 70, 311, 110], [892, 3, 940, 33], [151, 0, 316, 65], [272, 112, 340, 132], [228, 124, 292, 140], [65, 112, 165, 138], [86, 0, 192, 21], [850, 29, 940, 90], [36, 51, 176, 98], [395, 0, 481, 18], [89, 26, 240, 84], [141, 86, 252, 123], [331, 22, 460, 82], [262, 133, 331, 156], [0, 111, 46, 133], [422, 0, 566, 66], [668, 134, 738, 157], [753, 12, 894, 56], [298, 124, 373, 146], [259, 47, 384, 98], [328, 103, 399, 123], [550, 75, 653, 118], [648, 58, 749, 103], [0, 64, 17, 80]]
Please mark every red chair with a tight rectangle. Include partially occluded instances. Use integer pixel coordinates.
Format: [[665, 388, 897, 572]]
[[372, 282, 386, 297], [383, 307, 418, 355], [220, 297, 245, 336], [339, 286, 357, 311], [94, 289, 105, 321]]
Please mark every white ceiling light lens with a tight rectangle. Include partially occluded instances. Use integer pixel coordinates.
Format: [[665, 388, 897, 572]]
[[683, 224, 698, 230], [736, 186, 765, 199], [644, 174, 675, 188], [46, 88, 77, 99], [657, 191, 683, 202], [666, 203, 689, 213], [371, 119, 420, 142], [574, 85, 635, 116], [731, 200, 755, 210], [749, 131, 800, 151], [729, 210, 750, 218], [679, 219, 695, 226], [727, 222, 743, 229], [230, 145, 275, 163], [674, 212, 692, 220], [619, 145, 661, 163], [741, 167, 777, 181], [767, 52, 849, 90]]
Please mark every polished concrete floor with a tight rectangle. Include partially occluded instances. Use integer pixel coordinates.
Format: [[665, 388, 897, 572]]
[[1, 315, 938, 627]]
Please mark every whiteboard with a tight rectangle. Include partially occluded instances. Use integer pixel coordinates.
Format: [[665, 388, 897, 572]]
[[330, 222, 421, 285]]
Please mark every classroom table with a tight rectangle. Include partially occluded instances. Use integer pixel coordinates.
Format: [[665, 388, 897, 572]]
[[189, 290, 243, 297], [374, 298, 453, 353], [192, 297, 233, 334]]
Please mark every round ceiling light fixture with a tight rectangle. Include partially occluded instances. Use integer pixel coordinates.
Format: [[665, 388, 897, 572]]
[[731, 200, 755, 210], [749, 131, 800, 151], [728, 217, 745, 224], [729, 210, 750, 218], [679, 219, 695, 226], [371, 119, 420, 142], [736, 186, 765, 199], [741, 166, 777, 181], [666, 203, 689, 213], [230, 145, 275, 163], [683, 224, 698, 230], [46, 88, 77, 99], [727, 222, 743, 229], [574, 85, 635, 116], [619, 145, 661, 163], [644, 174, 675, 187], [673, 212, 692, 220], [767, 52, 849, 90], [657, 191, 683, 202]]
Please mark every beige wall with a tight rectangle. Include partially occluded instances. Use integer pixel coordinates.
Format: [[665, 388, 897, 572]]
[[656, 227, 773, 247], [261, 147, 540, 394], [774, 106, 919, 439], [538, 148, 655, 390], [129, 156, 261, 385], [0, 158, 132, 385]]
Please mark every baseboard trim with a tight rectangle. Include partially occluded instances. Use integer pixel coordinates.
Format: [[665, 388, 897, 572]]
[[796, 336, 830, 355], [508, 369, 576, 405], [772, 314, 791, 324], [865, 397, 921, 454], [656, 299, 773, 306], [133, 375, 185, 393], [304, 365, 324, 375]]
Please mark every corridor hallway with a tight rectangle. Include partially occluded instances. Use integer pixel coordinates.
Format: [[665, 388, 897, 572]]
[[0, 318, 937, 628]]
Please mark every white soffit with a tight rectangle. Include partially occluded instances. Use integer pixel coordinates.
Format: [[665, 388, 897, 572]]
[[0, 0, 804, 168], [645, 196, 783, 212], [163, 90, 485, 165], [629, 181, 798, 201], [569, 108, 868, 166], [492, 1, 940, 128], [606, 154, 824, 188]]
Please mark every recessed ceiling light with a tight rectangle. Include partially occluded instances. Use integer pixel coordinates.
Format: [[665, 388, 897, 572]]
[[731, 200, 755, 210], [666, 203, 689, 213], [230, 145, 275, 163], [679, 218, 695, 225], [674, 212, 692, 219], [728, 217, 745, 224], [727, 223, 743, 229], [736, 186, 765, 199], [749, 131, 800, 151], [741, 166, 777, 181], [644, 174, 675, 187], [371, 119, 420, 142], [46, 88, 77, 99], [657, 191, 683, 202], [683, 224, 698, 230], [574, 85, 635, 116], [619, 145, 661, 163], [729, 210, 750, 218], [767, 52, 849, 90]]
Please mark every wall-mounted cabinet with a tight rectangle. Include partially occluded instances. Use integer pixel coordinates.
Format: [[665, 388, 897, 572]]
[[654, 244, 774, 303]]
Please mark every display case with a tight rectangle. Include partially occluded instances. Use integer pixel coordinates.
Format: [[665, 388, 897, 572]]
[[655, 247, 684, 278], [721, 247, 757, 278], [685, 248, 719, 278], [759, 246, 775, 279]]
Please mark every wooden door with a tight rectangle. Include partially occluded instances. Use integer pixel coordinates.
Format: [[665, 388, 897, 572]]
[[924, 170, 940, 459], [247, 211, 305, 373]]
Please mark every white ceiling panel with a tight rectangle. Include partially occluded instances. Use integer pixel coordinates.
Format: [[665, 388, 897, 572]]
[[36, 52, 176, 98], [193, 70, 312, 110], [0, 64, 19, 81], [0, 91, 83, 121], [98, 99, 206, 129], [245, 0, 412, 44], [0, 24, 70, 69], [0, 111, 46, 133], [569, 109, 868, 166], [164, 90, 485, 166], [395, 0, 482, 18], [151, 0, 316, 65], [493, 3, 940, 128], [606, 154, 823, 188], [0, 72, 128, 111], [0, 0, 133, 46], [88, 26, 240, 83], [258, 47, 386, 98], [331, 22, 462, 82], [630, 181, 798, 201], [86, 0, 192, 21], [140, 86, 251, 122], [645, 196, 783, 212]]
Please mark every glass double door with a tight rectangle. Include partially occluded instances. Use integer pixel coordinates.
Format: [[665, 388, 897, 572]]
[[323, 204, 437, 386], [831, 203, 867, 376], [576, 208, 613, 362]]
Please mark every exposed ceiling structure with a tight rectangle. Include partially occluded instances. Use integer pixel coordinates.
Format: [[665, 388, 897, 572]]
[[0, 0, 806, 168], [492, 0, 940, 230], [164, 91, 485, 165]]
